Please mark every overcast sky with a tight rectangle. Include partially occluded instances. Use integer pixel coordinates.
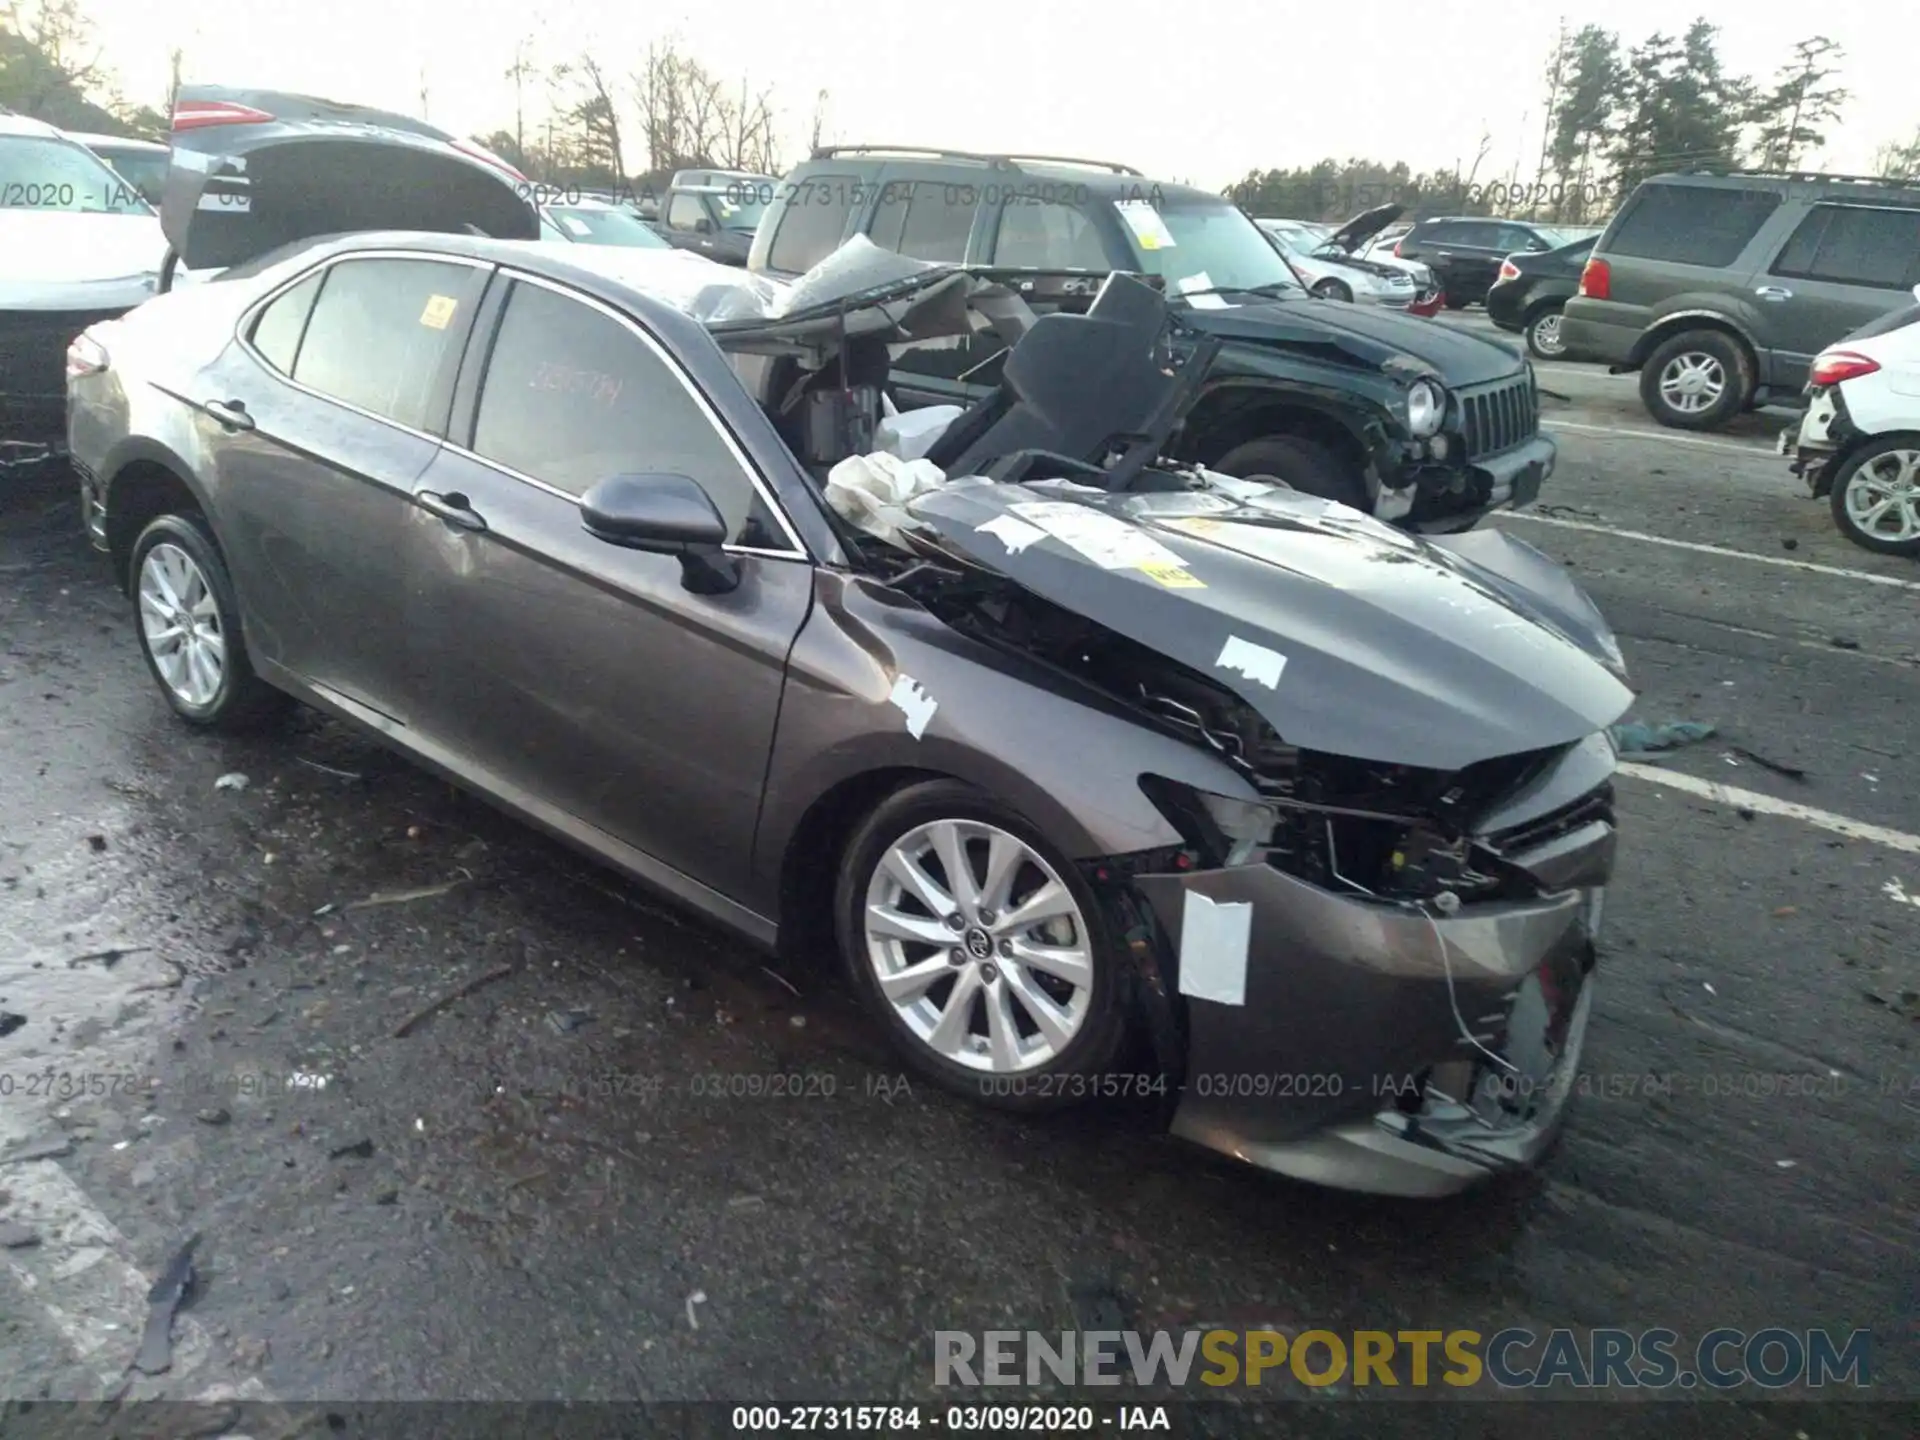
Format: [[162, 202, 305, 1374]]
[[76, 0, 1919, 187]]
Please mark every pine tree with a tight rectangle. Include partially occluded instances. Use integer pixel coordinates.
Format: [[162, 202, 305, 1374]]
[[1751, 38, 1848, 171]]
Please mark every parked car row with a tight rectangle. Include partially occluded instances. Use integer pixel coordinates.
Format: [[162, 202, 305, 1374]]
[[11, 89, 1633, 1198], [1255, 207, 1443, 315]]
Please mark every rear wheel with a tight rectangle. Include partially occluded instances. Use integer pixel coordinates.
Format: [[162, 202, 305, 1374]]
[[130, 513, 287, 729], [1443, 293, 1469, 310], [1829, 437, 1920, 556], [1524, 303, 1567, 360], [1639, 329, 1751, 431], [1214, 434, 1368, 511]]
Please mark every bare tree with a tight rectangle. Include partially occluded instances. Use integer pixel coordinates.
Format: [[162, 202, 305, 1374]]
[[504, 35, 536, 161], [629, 36, 779, 173], [807, 88, 830, 156]]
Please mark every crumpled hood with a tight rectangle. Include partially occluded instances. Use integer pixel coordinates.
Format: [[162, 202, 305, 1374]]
[[906, 483, 1631, 771], [1180, 296, 1525, 384], [0, 212, 165, 307]]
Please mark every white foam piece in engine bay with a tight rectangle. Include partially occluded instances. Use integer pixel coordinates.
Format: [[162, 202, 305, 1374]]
[[1178, 892, 1251, 1007]]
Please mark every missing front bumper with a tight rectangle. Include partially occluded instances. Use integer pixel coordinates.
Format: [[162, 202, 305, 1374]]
[[1131, 861, 1601, 1197]]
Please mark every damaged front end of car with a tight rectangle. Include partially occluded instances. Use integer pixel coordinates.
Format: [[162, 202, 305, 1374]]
[[705, 243, 1631, 1195]]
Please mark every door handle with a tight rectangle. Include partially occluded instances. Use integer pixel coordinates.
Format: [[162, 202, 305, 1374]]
[[203, 399, 254, 432], [1755, 285, 1793, 301], [415, 489, 487, 532]]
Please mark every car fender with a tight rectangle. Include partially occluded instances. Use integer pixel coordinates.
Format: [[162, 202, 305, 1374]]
[[750, 570, 1254, 914], [1628, 304, 1764, 371], [1176, 375, 1394, 486]]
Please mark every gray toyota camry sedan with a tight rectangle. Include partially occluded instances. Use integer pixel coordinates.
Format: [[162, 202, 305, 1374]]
[[66, 119, 1631, 1197]]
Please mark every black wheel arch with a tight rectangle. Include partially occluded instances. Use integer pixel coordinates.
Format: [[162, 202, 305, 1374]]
[[1175, 379, 1389, 477], [101, 443, 219, 593]]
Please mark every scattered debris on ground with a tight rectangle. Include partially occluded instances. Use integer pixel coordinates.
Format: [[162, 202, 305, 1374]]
[[0, 1220, 41, 1248], [345, 875, 472, 911], [0, 1011, 24, 1038], [1610, 720, 1716, 755], [328, 1138, 375, 1160], [1726, 746, 1807, 780], [392, 963, 517, 1039], [131, 1232, 201, 1375], [195, 1107, 232, 1127], [545, 1008, 593, 1035], [213, 772, 250, 792], [686, 1290, 707, 1329], [3, 1137, 74, 1164]]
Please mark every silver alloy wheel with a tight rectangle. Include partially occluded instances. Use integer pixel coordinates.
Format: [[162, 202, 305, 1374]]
[[1843, 449, 1920, 543], [1657, 351, 1726, 414], [1529, 311, 1565, 356], [862, 818, 1094, 1074], [138, 542, 226, 707]]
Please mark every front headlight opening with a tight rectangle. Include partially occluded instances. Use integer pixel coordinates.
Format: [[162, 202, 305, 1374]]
[[1407, 379, 1443, 437]]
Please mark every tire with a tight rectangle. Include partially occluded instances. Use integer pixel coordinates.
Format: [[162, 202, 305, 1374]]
[[1639, 329, 1751, 431], [129, 512, 288, 730], [834, 779, 1131, 1114], [1214, 434, 1368, 510], [1524, 303, 1567, 360], [1312, 278, 1352, 303], [1443, 294, 1469, 310], [1828, 436, 1920, 557]]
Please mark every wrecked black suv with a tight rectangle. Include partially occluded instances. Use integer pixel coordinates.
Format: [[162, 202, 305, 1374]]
[[748, 147, 1555, 533]]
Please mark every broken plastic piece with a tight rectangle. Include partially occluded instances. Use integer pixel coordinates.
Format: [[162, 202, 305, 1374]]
[[131, 1232, 201, 1375], [1608, 720, 1715, 755]]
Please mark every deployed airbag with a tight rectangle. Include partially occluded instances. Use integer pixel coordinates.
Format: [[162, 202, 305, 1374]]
[[825, 453, 950, 546]]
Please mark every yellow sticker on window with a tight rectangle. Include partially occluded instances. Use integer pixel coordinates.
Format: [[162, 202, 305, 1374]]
[[419, 295, 459, 330], [1138, 234, 1160, 250], [1139, 561, 1205, 588]]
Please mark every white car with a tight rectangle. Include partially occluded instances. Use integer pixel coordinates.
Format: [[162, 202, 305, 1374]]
[[2, 113, 167, 445], [1783, 284, 1920, 556], [1255, 213, 1439, 315]]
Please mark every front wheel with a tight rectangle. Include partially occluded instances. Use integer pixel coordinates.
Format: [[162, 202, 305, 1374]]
[[1525, 304, 1567, 360], [1829, 437, 1920, 556], [1443, 294, 1469, 310], [1214, 434, 1368, 511], [1312, 278, 1352, 303], [835, 780, 1130, 1113]]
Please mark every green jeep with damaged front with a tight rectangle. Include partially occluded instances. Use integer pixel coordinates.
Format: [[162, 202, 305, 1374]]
[[747, 146, 1553, 532]]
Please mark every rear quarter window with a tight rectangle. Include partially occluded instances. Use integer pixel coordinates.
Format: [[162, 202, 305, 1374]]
[[247, 270, 326, 374], [1604, 184, 1782, 268], [767, 173, 860, 273], [1770, 204, 1920, 290]]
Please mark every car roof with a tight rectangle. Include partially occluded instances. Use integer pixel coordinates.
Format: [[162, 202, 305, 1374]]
[[1635, 169, 1920, 205], [543, 196, 628, 212], [0, 113, 65, 139], [795, 149, 1220, 206], [67, 131, 169, 152]]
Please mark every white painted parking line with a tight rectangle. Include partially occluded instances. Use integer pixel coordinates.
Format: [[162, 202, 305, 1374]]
[[1546, 419, 1775, 456], [1499, 512, 1920, 590], [1618, 763, 1920, 855]]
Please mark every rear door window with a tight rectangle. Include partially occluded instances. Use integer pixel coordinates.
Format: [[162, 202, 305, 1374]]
[[1605, 184, 1782, 267], [289, 257, 485, 432], [766, 173, 860, 273], [991, 198, 1112, 269], [893, 183, 976, 263], [1770, 204, 1920, 289], [1446, 222, 1503, 249]]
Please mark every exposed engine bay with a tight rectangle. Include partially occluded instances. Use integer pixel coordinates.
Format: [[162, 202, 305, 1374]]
[[885, 558, 1557, 906]]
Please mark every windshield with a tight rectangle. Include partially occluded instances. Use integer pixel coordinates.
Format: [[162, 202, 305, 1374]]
[[1120, 198, 1305, 298], [88, 146, 169, 208], [1, 136, 152, 215], [545, 205, 669, 247], [710, 187, 770, 231]]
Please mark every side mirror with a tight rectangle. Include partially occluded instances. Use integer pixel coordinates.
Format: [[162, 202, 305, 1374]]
[[579, 472, 740, 594]]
